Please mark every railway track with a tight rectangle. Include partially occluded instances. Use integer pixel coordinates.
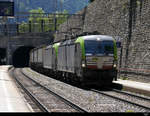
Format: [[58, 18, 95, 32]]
[[11, 68, 88, 113], [11, 69, 49, 112], [11, 68, 49, 112], [109, 88, 150, 101], [91, 87, 150, 111]]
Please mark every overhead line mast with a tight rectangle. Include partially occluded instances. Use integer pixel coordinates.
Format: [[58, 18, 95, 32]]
[[60, 0, 63, 12], [54, 0, 57, 12]]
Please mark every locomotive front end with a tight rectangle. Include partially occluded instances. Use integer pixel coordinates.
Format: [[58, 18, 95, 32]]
[[79, 35, 118, 86], [84, 39, 117, 70]]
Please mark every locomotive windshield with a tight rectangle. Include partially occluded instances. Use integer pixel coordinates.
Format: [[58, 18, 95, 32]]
[[85, 40, 114, 55]]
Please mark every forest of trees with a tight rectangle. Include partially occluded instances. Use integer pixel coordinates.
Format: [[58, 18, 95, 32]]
[[19, 8, 69, 33], [15, 0, 89, 33]]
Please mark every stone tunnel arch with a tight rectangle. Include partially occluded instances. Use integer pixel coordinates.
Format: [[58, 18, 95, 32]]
[[0, 48, 6, 65], [12, 46, 34, 67]]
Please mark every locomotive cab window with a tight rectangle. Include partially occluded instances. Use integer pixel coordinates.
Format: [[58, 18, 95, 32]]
[[85, 40, 101, 54], [103, 41, 114, 54], [84, 40, 114, 55]]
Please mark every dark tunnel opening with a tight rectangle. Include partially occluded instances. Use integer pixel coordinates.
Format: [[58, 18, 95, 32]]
[[0, 48, 6, 65], [12, 46, 34, 67]]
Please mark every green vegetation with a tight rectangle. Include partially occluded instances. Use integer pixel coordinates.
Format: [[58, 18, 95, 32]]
[[19, 8, 68, 33]]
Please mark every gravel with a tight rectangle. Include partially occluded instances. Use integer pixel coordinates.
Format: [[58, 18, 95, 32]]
[[14, 68, 78, 112], [100, 90, 150, 108], [22, 68, 150, 112]]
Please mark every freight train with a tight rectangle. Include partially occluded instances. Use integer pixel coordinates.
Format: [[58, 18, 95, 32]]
[[29, 34, 118, 86]]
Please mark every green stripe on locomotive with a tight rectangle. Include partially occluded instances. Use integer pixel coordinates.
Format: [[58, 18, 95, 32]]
[[113, 40, 118, 61], [75, 36, 118, 61], [75, 37, 86, 60], [53, 43, 60, 57]]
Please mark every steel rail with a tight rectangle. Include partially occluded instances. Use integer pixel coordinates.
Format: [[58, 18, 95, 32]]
[[109, 88, 150, 101], [11, 68, 49, 112], [20, 69, 88, 113], [91, 89, 150, 111]]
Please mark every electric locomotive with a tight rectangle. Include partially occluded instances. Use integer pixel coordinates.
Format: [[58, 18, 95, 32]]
[[29, 34, 118, 86], [74, 35, 117, 85]]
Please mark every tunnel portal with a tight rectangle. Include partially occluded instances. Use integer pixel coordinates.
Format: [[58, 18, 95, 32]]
[[12, 46, 34, 67]]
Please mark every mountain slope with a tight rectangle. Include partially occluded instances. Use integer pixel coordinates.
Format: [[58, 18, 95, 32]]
[[14, 0, 89, 14]]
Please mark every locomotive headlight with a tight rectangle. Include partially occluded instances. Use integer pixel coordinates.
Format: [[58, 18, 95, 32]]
[[113, 64, 117, 68], [113, 61, 117, 68], [82, 63, 86, 67], [97, 38, 101, 41], [82, 61, 86, 68]]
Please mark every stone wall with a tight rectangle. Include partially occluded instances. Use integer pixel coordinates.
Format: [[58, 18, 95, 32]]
[[55, 0, 150, 83], [55, 0, 129, 41], [120, 0, 150, 82]]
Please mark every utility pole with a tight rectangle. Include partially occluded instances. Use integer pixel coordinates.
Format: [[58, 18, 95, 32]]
[[54, 0, 58, 32], [53, 0, 57, 12], [60, 0, 63, 12]]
